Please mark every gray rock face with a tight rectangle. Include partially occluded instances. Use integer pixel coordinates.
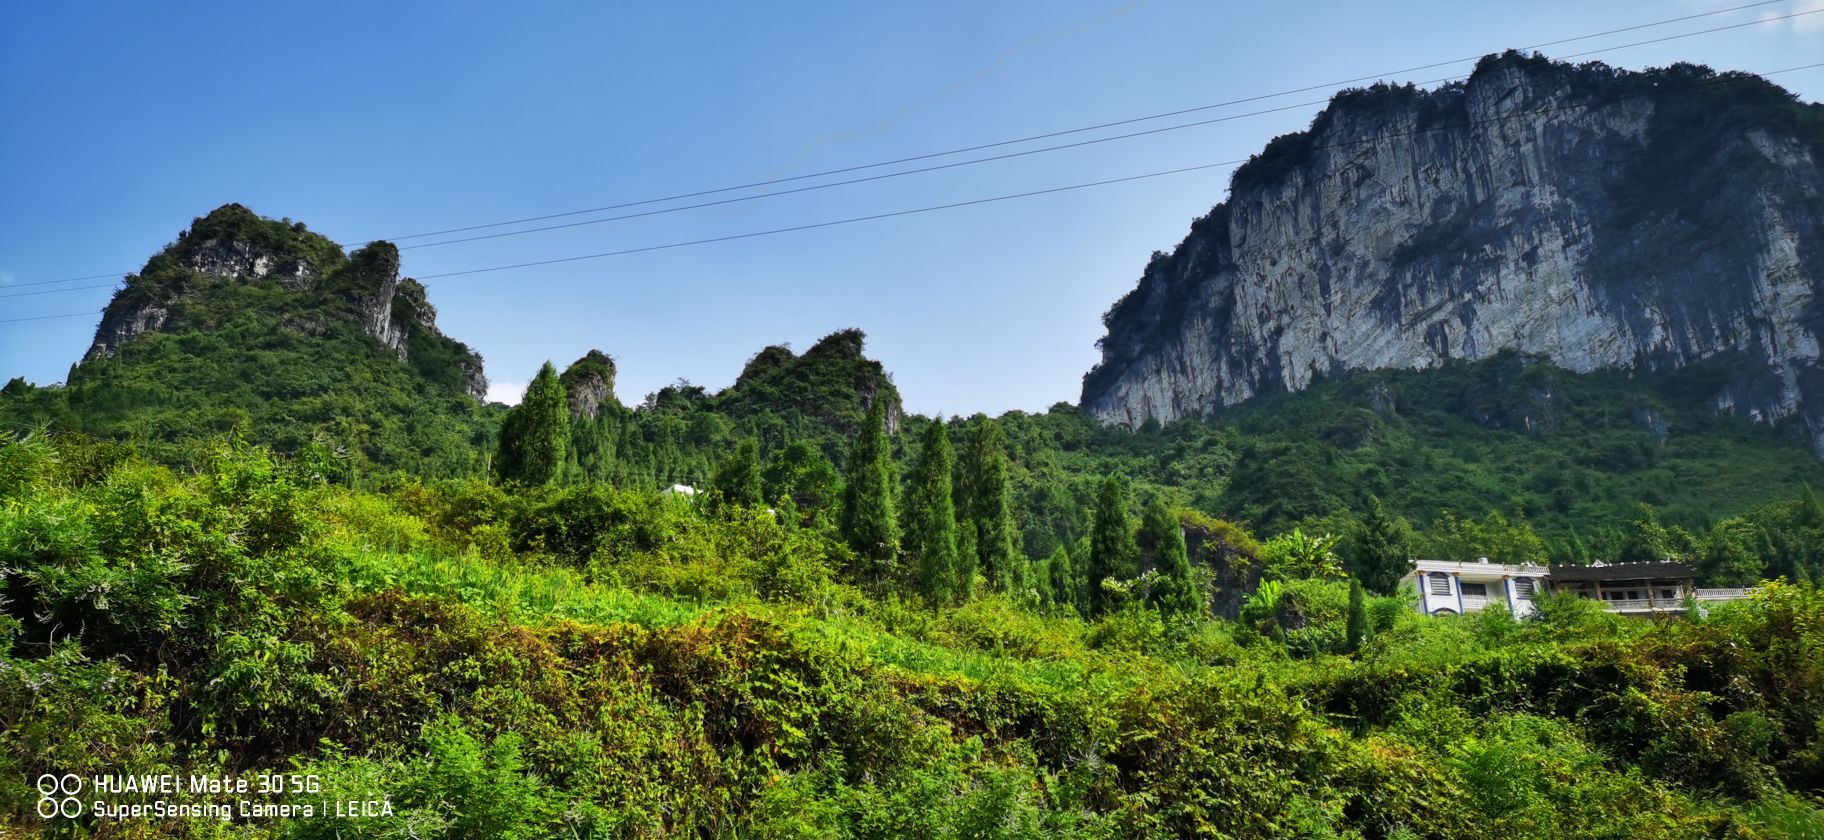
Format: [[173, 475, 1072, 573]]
[[1081, 54, 1824, 449], [82, 205, 489, 402], [461, 358, 489, 404], [86, 303, 171, 363], [184, 238, 317, 288], [560, 350, 618, 420]]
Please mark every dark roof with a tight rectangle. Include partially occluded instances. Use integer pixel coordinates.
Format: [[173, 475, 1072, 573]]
[[1548, 561, 1695, 582]]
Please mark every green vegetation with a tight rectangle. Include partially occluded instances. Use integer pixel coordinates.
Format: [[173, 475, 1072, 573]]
[[5, 433, 1824, 837], [840, 397, 900, 584], [958, 418, 1023, 597], [982, 352, 1824, 584], [1088, 475, 1136, 617], [494, 362, 570, 486], [0, 206, 495, 478], [11, 201, 1824, 834], [905, 420, 961, 605]]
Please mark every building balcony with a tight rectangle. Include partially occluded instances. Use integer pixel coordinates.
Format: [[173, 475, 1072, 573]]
[[1598, 598, 1682, 614], [1596, 589, 1752, 613]]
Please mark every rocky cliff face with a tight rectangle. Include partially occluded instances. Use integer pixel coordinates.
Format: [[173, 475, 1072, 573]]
[[560, 350, 619, 420], [83, 204, 488, 401], [1082, 54, 1824, 448]]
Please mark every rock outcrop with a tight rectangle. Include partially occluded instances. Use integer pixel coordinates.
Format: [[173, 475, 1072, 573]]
[[560, 350, 619, 420], [82, 204, 488, 401], [1081, 53, 1824, 449]]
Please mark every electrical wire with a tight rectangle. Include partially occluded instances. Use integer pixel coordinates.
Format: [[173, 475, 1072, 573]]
[[12, 0, 1808, 287]]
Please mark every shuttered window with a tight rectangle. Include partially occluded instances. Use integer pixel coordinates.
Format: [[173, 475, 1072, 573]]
[[1429, 573, 1452, 595], [1514, 577, 1536, 598]]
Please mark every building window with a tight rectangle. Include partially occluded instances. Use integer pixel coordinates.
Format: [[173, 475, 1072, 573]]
[[1514, 577, 1535, 598], [1659, 589, 1677, 600], [1460, 582, 1488, 597], [1429, 573, 1451, 596]]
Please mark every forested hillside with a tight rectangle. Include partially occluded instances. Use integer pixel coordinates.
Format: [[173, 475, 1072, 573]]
[[2, 205, 497, 477], [6, 187, 1824, 833], [5, 434, 1824, 837]]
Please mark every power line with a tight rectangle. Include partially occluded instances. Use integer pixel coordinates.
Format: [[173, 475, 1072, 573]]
[[396, 95, 1332, 251], [404, 62, 1824, 281], [370, 0, 1808, 246], [0, 282, 117, 300], [8, 59, 1821, 318], [4, 272, 127, 289], [0, 311, 97, 325], [12, 0, 1813, 288], [412, 161, 1239, 279], [398, 3, 1824, 254]]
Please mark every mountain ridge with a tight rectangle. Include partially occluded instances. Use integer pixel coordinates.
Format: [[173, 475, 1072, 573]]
[[1081, 51, 1824, 450]]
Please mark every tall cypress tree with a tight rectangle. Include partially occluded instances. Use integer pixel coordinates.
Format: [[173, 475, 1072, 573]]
[[1139, 495, 1197, 617], [1087, 475, 1137, 616], [1352, 496, 1414, 595], [840, 398, 900, 582], [905, 421, 960, 604], [1047, 546, 1076, 614], [963, 418, 1022, 595], [494, 362, 571, 486], [954, 508, 980, 601], [710, 438, 763, 510], [1345, 579, 1369, 654]]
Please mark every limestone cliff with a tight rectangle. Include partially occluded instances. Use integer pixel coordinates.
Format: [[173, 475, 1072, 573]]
[[560, 350, 620, 420], [1082, 53, 1824, 449], [82, 204, 488, 401]]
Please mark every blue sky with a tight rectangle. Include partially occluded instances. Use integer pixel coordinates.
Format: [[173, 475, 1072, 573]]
[[3, 1, 1821, 414]]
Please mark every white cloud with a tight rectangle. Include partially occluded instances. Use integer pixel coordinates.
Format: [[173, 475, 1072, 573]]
[[1763, 1, 1824, 35], [487, 380, 527, 406]]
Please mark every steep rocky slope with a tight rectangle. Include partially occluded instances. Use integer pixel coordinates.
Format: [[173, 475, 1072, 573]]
[[83, 203, 487, 399], [1082, 53, 1824, 448], [40, 204, 495, 472]]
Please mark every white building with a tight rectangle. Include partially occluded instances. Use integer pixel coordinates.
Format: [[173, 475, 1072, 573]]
[[1404, 558, 1551, 617], [1403, 558, 1752, 617]]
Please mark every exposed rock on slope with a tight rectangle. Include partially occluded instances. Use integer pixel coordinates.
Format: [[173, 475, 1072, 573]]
[[1082, 53, 1824, 449], [84, 203, 488, 400], [560, 350, 620, 420]]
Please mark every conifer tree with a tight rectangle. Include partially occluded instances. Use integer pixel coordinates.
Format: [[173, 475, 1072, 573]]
[[1087, 475, 1137, 616], [963, 419, 1023, 595], [954, 510, 980, 601], [1139, 495, 1198, 617], [1047, 546, 1076, 614], [905, 421, 960, 604], [494, 362, 570, 486], [711, 438, 763, 510], [1353, 496, 1414, 595], [840, 398, 900, 582], [1345, 579, 1369, 653], [1803, 485, 1824, 528]]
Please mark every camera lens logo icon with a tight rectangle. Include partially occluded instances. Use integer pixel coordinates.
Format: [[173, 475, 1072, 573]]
[[36, 774, 84, 818]]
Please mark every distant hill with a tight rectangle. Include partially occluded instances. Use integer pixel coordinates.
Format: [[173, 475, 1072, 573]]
[[558, 329, 903, 488], [3, 204, 495, 475], [1083, 53, 1824, 452]]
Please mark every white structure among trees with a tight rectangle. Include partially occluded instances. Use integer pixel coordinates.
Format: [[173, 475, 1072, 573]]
[[1403, 558, 1751, 616], [1406, 558, 1551, 616]]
